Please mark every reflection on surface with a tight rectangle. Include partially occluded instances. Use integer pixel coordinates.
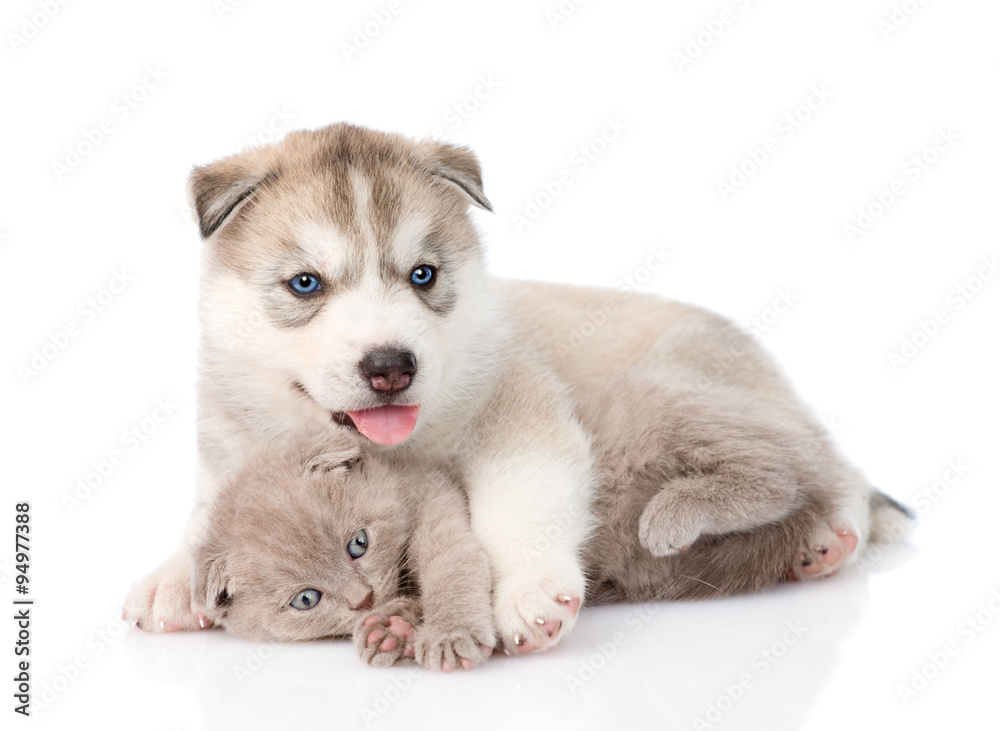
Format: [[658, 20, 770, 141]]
[[124, 563, 879, 730]]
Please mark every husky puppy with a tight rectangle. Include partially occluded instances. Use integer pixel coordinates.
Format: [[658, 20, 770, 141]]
[[124, 123, 906, 652]]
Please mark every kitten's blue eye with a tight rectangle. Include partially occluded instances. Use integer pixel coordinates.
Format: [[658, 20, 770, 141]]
[[347, 529, 368, 559], [410, 266, 435, 286], [288, 273, 322, 295], [290, 589, 322, 610]]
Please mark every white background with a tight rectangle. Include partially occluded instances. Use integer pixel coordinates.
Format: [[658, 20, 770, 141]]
[[2, 1, 998, 729]]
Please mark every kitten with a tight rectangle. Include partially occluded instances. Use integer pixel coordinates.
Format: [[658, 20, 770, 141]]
[[191, 434, 494, 671], [580, 365, 910, 605]]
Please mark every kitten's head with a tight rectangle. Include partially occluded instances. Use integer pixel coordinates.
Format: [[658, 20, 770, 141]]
[[192, 432, 418, 642]]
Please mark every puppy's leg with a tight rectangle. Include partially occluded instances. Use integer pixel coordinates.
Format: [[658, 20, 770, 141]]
[[122, 504, 211, 632], [408, 481, 496, 672], [123, 460, 222, 633], [465, 429, 595, 655]]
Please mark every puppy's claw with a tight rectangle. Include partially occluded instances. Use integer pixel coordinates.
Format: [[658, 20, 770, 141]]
[[556, 594, 581, 617]]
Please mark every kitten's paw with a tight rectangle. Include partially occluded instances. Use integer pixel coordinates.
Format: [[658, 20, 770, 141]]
[[415, 623, 495, 672], [123, 554, 211, 633], [355, 599, 420, 667], [638, 490, 706, 557], [494, 576, 583, 655], [785, 524, 859, 581]]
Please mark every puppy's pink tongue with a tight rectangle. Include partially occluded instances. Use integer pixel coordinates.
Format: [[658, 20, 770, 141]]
[[346, 405, 420, 445]]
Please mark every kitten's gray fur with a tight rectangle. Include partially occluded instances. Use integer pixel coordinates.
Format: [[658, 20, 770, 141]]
[[192, 433, 495, 669]]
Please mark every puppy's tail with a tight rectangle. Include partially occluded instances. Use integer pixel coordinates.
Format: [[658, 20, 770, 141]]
[[868, 489, 914, 547]]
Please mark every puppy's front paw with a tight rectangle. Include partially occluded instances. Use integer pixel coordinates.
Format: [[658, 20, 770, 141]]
[[355, 598, 420, 667], [415, 623, 494, 672], [494, 574, 583, 656], [123, 554, 211, 633]]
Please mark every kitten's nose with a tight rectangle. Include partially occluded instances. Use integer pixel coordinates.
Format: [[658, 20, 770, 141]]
[[349, 590, 374, 612]]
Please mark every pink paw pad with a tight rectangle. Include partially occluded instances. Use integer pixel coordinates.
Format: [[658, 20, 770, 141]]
[[366, 615, 414, 651], [507, 594, 582, 655], [362, 612, 416, 662], [535, 617, 562, 639], [387, 615, 414, 639], [557, 594, 581, 617], [786, 526, 859, 581]]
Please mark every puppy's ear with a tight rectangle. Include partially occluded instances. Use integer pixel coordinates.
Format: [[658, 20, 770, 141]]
[[302, 434, 364, 475], [192, 539, 233, 616], [414, 140, 493, 212], [187, 151, 280, 238]]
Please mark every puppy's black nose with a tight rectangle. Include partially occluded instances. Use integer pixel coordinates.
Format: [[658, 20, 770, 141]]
[[359, 347, 416, 394]]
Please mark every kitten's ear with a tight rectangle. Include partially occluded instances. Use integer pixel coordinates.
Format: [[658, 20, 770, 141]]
[[413, 139, 492, 212], [302, 435, 364, 474], [192, 539, 233, 616], [186, 148, 280, 239]]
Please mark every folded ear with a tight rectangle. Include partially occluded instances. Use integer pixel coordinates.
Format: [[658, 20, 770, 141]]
[[186, 150, 280, 238], [301, 433, 365, 475], [413, 140, 492, 212], [191, 539, 233, 617]]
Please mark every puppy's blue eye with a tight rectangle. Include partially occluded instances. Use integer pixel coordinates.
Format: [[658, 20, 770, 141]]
[[410, 266, 435, 286], [288, 273, 322, 295], [347, 529, 368, 559], [290, 589, 322, 610]]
